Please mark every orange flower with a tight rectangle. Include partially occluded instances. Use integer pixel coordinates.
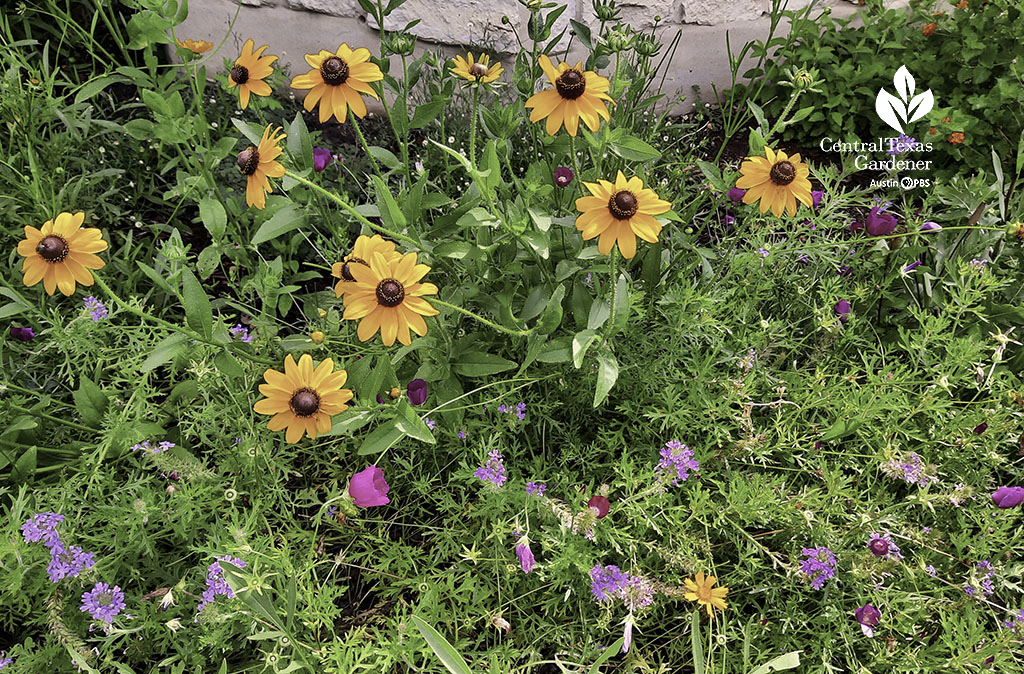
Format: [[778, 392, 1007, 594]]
[[949, 131, 965, 145], [922, 22, 937, 36], [956, 0, 968, 9], [176, 38, 213, 54], [928, 126, 938, 135]]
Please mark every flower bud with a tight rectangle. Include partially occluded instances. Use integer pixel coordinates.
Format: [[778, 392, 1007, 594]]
[[310, 330, 325, 344]]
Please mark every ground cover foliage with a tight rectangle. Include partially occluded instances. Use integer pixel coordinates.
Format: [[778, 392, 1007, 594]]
[[1, 0, 1024, 672]]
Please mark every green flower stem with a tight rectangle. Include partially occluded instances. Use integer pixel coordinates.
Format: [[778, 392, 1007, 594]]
[[569, 135, 582, 193], [603, 248, 620, 343], [9, 404, 99, 434], [349, 115, 382, 175], [763, 89, 802, 145], [89, 274, 277, 367], [427, 297, 533, 337], [284, 170, 420, 249], [469, 85, 479, 169]]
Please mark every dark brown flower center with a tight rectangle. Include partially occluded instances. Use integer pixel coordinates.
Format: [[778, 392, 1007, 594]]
[[290, 388, 320, 417], [321, 57, 349, 86], [469, 62, 489, 78], [36, 235, 68, 262], [608, 191, 638, 220], [375, 278, 405, 307], [341, 257, 368, 282], [769, 160, 796, 186], [237, 146, 259, 175], [555, 69, 585, 100], [230, 65, 249, 85]]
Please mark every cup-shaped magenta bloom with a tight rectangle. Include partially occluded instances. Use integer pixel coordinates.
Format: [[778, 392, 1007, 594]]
[[313, 147, 333, 173], [554, 166, 574, 188], [727, 187, 746, 203], [515, 541, 535, 574], [992, 486, 1024, 509], [407, 379, 428, 406], [348, 466, 390, 507], [9, 326, 35, 341], [865, 209, 898, 237], [588, 494, 610, 519], [834, 299, 851, 324], [811, 190, 824, 209], [868, 537, 889, 557], [855, 603, 881, 627]]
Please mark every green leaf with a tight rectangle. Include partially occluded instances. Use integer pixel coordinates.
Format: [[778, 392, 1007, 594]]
[[135, 260, 175, 295], [748, 651, 803, 674], [0, 302, 25, 319], [608, 135, 661, 162], [74, 74, 129, 104], [287, 111, 314, 170], [73, 375, 108, 426], [357, 417, 404, 455], [593, 349, 618, 407], [199, 196, 227, 240], [251, 206, 305, 245], [328, 409, 374, 436], [368, 146, 402, 170], [395, 401, 436, 444], [748, 129, 766, 157], [696, 160, 727, 192], [231, 117, 265, 146], [587, 637, 624, 673], [371, 175, 408, 231], [12, 446, 36, 483], [692, 611, 705, 674], [820, 417, 862, 442], [181, 268, 213, 339], [410, 97, 447, 129], [572, 329, 600, 369], [410, 615, 474, 674], [214, 350, 244, 379], [452, 352, 518, 377], [535, 284, 566, 335], [141, 333, 189, 372]]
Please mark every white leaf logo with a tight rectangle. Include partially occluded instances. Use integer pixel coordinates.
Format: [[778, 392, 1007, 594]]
[[875, 65, 934, 133]]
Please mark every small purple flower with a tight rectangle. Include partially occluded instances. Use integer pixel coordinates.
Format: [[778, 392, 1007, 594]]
[[424, 417, 436, 431], [81, 582, 126, 624], [867, 533, 902, 560], [724, 214, 736, 226], [865, 205, 898, 237], [834, 299, 851, 324], [229, 324, 253, 343], [727, 187, 746, 203], [590, 565, 628, 602], [1004, 609, 1024, 633], [655, 440, 699, 486], [554, 166, 574, 187], [992, 486, 1024, 509], [964, 585, 975, 597], [457, 430, 468, 439], [348, 466, 391, 507], [883, 452, 937, 488], [198, 556, 246, 612], [0, 651, 12, 669], [887, 134, 918, 156], [515, 538, 535, 574], [515, 402, 526, 421], [21, 512, 64, 548], [969, 258, 987, 273], [973, 422, 988, 435], [855, 603, 881, 637], [9, 326, 35, 341], [326, 505, 338, 518], [757, 247, 770, 258], [407, 379, 428, 406], [47, 543, 96, 583], [800, 547, 837, 590], [474, 449, 507, 487], [313, 147, 333, 173], [83, 296, 108, 321], [811, 190, 824, 209], [920, 221, 941, 232], [497, 404, 508, 414], [925, 565, 936, 577], [526, 481, 547, 496], [902, 260, 922, 273]]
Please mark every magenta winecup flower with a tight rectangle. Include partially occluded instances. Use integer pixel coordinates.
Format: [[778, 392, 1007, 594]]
[[313, 147, 333, 173], [727, 187, 746, 203], [588, 495, 610, 519], [554, 166, 574, 187], [349, 466, 390, 507], [407, 379, 428, 406], [834, 300, 851, 324], [865, 206, 897, 237], [515, 539, 535, 574], [855, 603, 880, 636], [992, 486, 1024, 509]]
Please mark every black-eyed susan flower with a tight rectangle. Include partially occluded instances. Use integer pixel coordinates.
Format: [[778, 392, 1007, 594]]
[[17, 212, 107, 296], [290, 44, 383, 123], [342, 251, 439, 347], [574, 171, 672, 259], [450, 52, 503, 84], [735, 147, 813, 217], [331, 234, 401, 298], [237, 125, 285, 210], [229, 39, 277, 109], [253, 354, 353, 443], [176, 38, 213, 54], [684, 571, 728, 615], [525, 54, 613, 137]]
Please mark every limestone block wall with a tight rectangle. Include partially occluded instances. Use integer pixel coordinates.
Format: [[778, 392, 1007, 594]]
[[180, 0, 908, 112]]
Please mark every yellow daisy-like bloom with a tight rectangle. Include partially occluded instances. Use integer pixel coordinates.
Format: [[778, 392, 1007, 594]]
[[574, 171, 672, 259], [331, 234, 401, 299], [342, 251, 440, 347], [450, 52, 503, 84], [290, 44, 383, 124], [253, 354, 354, 443], [237, 124, 286, 210], [684, 571, 729, 616], [17, 212, 108, 296], [735, 147, 813, 217], [229, 39, 277, 110], [525, 54, 613, 137], [176, 38, 213, 54]]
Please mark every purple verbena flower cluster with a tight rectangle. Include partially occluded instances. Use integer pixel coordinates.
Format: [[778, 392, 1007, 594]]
[[130, 440, 175, 454], [800, 547, 838, 590], [883, 452, 938, 488], [589, 565, 654, 612], [975, 560, 996, 596], [497, 402, 527, 421], [22, 512, 98, 583], [526, 481, 547, 496], [0, 651, 12, 669], [229, 324, 254, 343], [83, 296, 108, 321], [80, 582, 125, 623], [655, 440, 699, 486], [424, 417, 436, 431], [197, 556, 247, 613], [1004, 609, 1024, 633], [886, 134, 919, 156], [21, 512, 64, 547], [474, 449, 507, 487]]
